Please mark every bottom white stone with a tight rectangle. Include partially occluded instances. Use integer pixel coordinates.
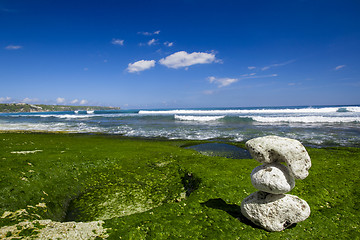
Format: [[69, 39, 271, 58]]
[[241, 191, 310, 231]]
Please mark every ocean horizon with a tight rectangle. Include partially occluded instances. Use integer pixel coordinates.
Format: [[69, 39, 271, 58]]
[[1, 104, 359, 147]]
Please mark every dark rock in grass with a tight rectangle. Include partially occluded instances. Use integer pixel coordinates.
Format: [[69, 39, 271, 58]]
[[251, 163, 295, 194], [241, 191, 310, 232]]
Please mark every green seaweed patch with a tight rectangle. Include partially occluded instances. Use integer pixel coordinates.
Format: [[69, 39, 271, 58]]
[[64, 163, 189, 222], [1, 132, 360, 239]]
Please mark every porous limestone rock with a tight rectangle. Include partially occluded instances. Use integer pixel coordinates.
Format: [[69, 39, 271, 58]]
[[251, 163, 295, 194], [241, 191, 310, 232], [245, 135, 311, 179], [0, 219, 108, 239]]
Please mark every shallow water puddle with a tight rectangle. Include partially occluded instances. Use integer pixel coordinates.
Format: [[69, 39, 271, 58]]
[[186, 143, 251, 159]]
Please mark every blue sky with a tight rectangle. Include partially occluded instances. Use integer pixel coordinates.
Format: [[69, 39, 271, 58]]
[[1, 0, 360, 109]]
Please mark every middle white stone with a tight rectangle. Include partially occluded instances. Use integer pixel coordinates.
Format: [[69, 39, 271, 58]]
[[251, 163, 295, 194]]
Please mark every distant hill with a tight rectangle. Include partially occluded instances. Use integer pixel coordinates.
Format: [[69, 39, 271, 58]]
[[0, 103, 120, 113]]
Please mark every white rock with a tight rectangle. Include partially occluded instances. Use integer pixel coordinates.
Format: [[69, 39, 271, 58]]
[[241, 191, 311, 231], [251, 163, 295, 194], [0, 219, 108, 239], [245, 136, 311, 179]]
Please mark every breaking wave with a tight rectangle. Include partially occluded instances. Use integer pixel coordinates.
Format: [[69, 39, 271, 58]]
[[250, 116, 360, 123], [174, 115, 225, 122]]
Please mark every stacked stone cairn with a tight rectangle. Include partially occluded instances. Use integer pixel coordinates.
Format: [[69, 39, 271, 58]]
[[241, 136, 311, 231]]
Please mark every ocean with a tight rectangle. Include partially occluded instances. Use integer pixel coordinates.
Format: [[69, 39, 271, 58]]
[[1, 105, 359, 147]]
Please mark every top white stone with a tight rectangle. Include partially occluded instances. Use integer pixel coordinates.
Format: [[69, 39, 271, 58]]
[[245, 136, 311, 179]]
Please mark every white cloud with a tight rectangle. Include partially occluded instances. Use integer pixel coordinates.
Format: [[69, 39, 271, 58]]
[[164, 41, 174, 47], [127, 60, 156, 73], [335, 65, 346, 70], [159, 51, 216, 69], [243, 73, 278, 79], [207, 73, 278, 88], [208, 76, 239, 88], [138, 30, 160, 36], [147, 38, 157, 46], [111, 39, 124, 46], [0, 97, 12, 103], [71, 99, 79, 104], [22, 98, 39, 103], [80, 99, 88, 105], [261, 60, 295, 71], [56, 97, 66, 104], [5, 45, 22, 50], [248, 66, 256, 70]]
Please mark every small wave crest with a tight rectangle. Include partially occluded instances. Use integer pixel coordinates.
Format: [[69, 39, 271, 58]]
[[174, 115, 225, 122], [251, 116, 360, 123]]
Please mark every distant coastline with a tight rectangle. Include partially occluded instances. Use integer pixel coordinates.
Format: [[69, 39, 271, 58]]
[[0, 103, 120, 113]]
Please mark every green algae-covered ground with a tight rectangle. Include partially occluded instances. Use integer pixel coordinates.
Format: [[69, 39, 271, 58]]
[[0, 132, 359, 239]]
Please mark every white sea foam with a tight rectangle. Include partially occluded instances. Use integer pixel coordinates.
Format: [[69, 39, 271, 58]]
[[0, 122, 69, 131], [6, 113, 112, 119], [87, 110, 95, 114], [174, 115, 225, 121], [5, 114, 93, 119], [139, 106, 360, 115], [250, 116, 360, 123], [26, 113, 134, 119], [0, 122, 104, 133]]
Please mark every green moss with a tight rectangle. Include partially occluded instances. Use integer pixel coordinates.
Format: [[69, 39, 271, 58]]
[[0, 132, 359, 239]]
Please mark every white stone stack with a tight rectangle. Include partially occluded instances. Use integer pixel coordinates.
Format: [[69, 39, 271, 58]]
[[241, 136, 311, 231]]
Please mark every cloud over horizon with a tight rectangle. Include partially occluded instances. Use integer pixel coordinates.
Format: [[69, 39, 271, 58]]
[[127, 60, 156, 73], [56, 97, 66, 104], [80, 99, 88, 105], [159, 51, 216, 69], [0, 97, 12, 103], [22, 98, 39, 104]]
